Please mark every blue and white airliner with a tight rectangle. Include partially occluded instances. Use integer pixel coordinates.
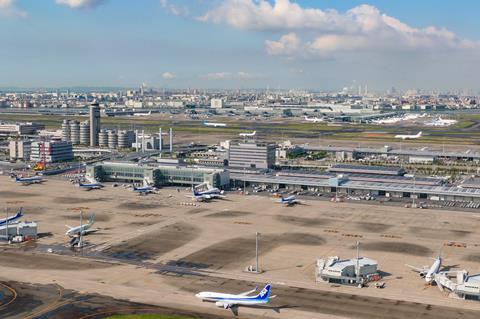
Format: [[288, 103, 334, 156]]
[[277, 195, 299, 206], [195, 284, 274, 310], [0, 207, 23, 226], [132, 184, 155, 195], [78, 181, 104, 191], [14, 175, 43, 185]]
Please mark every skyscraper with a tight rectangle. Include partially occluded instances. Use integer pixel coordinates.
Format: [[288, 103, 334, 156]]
[[89, 103, 101, 147]]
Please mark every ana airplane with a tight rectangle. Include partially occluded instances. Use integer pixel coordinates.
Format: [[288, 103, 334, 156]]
[[133, 183, 155, 195], [395, 131, 422, 140], [304, 116, 324, 123], [14, 175, 43, 185], [0, 207, 23, 226], [239, 131, 256, 137], [195, 284, 274, 311], [189, 191, 226, 202], [78, 181, 104, 191], [277, 195, 299, 206], [406, 254, 442, 283], [65, 213, 97, 237], [204, 122, 227, 127]]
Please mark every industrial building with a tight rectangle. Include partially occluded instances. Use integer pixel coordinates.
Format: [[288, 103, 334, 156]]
[[0, 122, 44, 135], [228, 142, 276, 169], [30, 140, 74, 163], [0, 221, 38, 240], [86, 162, 229, 188], [210, 98, 223, 108], [9, 140, 32, 161], [315, 254, 379, 286]]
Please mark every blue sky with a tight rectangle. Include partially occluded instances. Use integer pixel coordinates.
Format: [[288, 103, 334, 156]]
[[1, 0, 480, 91]]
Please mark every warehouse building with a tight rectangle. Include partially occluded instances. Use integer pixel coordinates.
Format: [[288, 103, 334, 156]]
[[87, 162, 229, 188], [315, 255, 379, 286], [0, 122, 44, 135], [229, 142, 276, 169], [0, 221, 38, 240]]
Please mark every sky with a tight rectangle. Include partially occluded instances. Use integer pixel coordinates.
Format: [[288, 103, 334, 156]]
[[1, 0, 480, 91]]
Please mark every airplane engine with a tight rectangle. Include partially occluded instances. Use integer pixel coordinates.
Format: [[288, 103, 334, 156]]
[[419, 273, 426, 278], [215, 302, 230, 309]]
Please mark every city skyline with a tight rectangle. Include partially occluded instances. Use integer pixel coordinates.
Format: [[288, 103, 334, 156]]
[[1, 0, 480, 91]]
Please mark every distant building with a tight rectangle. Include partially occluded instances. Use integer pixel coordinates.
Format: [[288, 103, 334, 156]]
[[210, 98, 223, 108], [89, 104, 101, 147], [229, 142, 276, 169], [30, 140, 74, 163], [0, 122, 45, 135], [9, 140, 32, 161]]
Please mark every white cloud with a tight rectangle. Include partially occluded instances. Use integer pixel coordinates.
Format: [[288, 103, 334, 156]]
[[160, 0, 189, 17], [162, 72, 175, 80], [202, 71, 257, 80], [0, 0, 27, 17], [200, 0, 478, 58], [56, 0, 106, 9]]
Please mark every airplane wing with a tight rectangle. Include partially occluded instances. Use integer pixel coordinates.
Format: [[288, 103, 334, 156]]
[[405, 264, 426, 272], [83, 228, 99, 234], [239, 286, 258, 296]]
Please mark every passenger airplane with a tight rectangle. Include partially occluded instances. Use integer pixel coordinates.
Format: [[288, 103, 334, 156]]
[[189, 191, 226, 202], [239, 131, 256, 137], [406, 254, 442, 283], [133, 111, 152, 116], [78, 181, 104, 191], [14, 175, 43, 185], [194, 187, 224, 196], [133, 183, 155, 195], [0, 207, 23, 226], [395, 131, 422, 140], [277, 195, 299, 206], [65, 213, 97, 237], [195, 284, 274, 311], [204, 122, 227, 127], [304, 116, 324, 123]]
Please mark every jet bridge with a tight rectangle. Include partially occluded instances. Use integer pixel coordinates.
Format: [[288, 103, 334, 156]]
[[435, 271, 480, 300]]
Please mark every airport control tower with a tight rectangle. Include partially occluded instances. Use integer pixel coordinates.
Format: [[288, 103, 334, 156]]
[[89, 103, 101, 147]]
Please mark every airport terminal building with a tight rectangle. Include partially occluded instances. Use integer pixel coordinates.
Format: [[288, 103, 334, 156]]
[[87, 162, 230, 188]]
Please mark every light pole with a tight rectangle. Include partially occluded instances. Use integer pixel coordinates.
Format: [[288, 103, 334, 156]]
[[255, 232, 260, 273], [412, 169, 416, 208]]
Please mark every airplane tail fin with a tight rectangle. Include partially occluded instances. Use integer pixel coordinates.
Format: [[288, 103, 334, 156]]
[[89, 213, 95, 225], [256, 284, 271, 301], [17, 207, 23, 218], [418, 131, 423, 137]]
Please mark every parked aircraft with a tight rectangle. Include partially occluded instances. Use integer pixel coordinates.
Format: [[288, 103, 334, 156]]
[[133, 184, 155, 195], [195, 284, 274, 312], [395, 131, 422, 140], [0, 207, 23, 226], [406, 254, 442, 283], [304, 116, 324, 123], [189, 192, 226, 202], [14, 175, 43, 185], [277, 195, 299, 206], [78, 181, 104, 191], [425, 117, 457, 127], [239, 131, 256, 137], [204, 122, 227, 127], [65, 213, 97, 237]]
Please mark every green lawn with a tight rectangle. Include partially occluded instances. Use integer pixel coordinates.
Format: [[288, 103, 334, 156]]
[[103, 315, 195, 319]]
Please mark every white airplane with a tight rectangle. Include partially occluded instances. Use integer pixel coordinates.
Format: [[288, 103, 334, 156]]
[[239, 131, 256, 137], [65, 213, 97, 237], [133, 111, 152, 117], [78, 181, 104, 191], [195, 284, 274, 311], [133, 184, 155, 195], [395, 131, 422, 140], [277, 195, 299, 206], [425, 117, 457, 127], [194, 187, 224, 196], [406, 254, 442, 283], [189, 192, 226, 202], [204, 122, 227, 127], [0, 207, 23, 226], [14, 175, 43, 185], [304, 116, 324, 123]]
